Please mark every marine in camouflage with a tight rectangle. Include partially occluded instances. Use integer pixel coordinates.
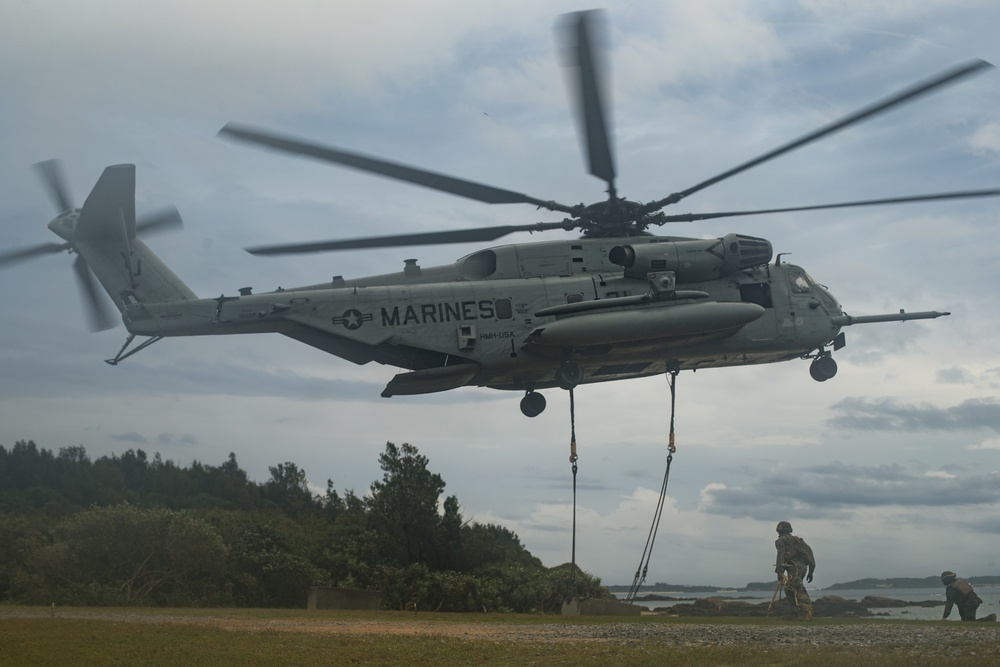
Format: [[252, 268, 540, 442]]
[[774, 521, 816, 619], [941, 571, 996, 622]]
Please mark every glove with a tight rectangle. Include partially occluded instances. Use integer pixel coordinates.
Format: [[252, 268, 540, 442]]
[[806, 570, 814, 583]]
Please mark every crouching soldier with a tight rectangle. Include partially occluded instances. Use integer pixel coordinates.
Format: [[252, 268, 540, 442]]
[[941, 571, 997, 622]]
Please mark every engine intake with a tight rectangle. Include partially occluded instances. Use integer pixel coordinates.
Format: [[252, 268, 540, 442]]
[[609, 233, 773, 282]]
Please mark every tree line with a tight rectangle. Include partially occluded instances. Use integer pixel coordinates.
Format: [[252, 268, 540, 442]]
[[0, 440, 608, 611]]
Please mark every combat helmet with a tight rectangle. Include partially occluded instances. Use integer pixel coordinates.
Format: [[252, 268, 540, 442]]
[[776, 521, 793, 534], [941, 571, 957, 584]]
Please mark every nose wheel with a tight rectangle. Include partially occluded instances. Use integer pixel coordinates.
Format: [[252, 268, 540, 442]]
[[520, 390, 546, 417], [809, 353, 838, 382]]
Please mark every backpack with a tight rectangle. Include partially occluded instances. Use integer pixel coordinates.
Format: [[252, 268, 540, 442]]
[[786, 534, 815, 565]]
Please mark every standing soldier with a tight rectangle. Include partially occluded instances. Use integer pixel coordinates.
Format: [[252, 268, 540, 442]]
[[774, 521, 815, 619], [941, 571, 997, 622]]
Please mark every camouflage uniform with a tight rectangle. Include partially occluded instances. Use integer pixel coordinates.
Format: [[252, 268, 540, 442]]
[[941, 571, 995, 622], [774, 521, 815, 619]]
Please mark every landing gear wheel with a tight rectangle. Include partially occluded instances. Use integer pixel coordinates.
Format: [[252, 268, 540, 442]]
[[520, 391, 546, 417], [555, 361, 583, 390], [809, 355, 838, 382]]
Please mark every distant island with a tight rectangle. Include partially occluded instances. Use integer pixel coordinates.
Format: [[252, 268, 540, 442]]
[[607, 575, 1000, 594], [824, 576, 1000, 590]]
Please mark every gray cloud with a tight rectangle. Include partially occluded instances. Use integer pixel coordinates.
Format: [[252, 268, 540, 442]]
[[969, 516, 1000, 535], [0, 349, 515, 407], [113, 432, 148, 445], [700, 461, 1000, 520], [109, 432, 198, 450], [154, 433, 200, 448], [936, 367, 972, 385], [0, 352, 393, 403], [828, 397, 1000, 433]]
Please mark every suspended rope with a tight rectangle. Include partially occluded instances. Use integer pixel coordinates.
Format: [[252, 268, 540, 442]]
[[768, 572, 787, 613], [625, 369, 680, 604], [569, 386, 579, 586]]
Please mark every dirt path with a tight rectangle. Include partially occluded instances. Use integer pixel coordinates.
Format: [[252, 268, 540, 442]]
[[4, 608, 1000, 650]]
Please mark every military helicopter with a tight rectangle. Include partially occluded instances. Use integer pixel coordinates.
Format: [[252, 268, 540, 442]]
[[3, 12, 998, 417]]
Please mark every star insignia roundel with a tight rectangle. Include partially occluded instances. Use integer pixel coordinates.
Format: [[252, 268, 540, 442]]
[[333, 308, 372, 330]]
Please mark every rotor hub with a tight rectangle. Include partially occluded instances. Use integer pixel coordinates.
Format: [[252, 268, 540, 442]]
[[576, 198, 667, 237]]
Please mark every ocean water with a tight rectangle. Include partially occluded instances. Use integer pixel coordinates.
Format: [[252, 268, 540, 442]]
[[616, 586, 1000, 621]]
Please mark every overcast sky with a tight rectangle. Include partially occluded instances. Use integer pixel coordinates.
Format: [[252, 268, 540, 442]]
[[2, 0, 999, 589]]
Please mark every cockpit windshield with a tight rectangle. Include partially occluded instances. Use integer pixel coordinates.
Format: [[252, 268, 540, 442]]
[[786, 265, 840, 311], [786, 267, 813, 294]]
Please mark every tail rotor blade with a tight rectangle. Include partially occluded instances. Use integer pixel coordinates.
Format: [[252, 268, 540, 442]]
[[137, 206, 184, 235], [34, 159, 75, 213], [73, 255, 115, 331], [0, 242, 71, 269]]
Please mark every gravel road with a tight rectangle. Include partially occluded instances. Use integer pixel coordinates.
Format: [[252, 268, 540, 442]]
[[4, 608, 999, 656]]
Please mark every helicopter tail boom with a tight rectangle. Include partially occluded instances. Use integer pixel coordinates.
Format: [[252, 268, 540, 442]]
[[67, 165, 196, 325]]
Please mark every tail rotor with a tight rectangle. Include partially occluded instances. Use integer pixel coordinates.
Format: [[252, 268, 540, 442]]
[[35, 158, 75, 215], [0, 160, 184, 331]]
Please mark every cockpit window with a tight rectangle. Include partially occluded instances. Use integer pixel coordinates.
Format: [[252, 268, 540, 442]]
[[787, 268, 812, 295]]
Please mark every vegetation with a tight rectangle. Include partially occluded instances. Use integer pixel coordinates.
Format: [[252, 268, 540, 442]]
[[0, 440, 607, 611]]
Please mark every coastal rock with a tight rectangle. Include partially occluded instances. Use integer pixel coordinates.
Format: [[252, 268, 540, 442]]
[[659, 598, 793, 617], [656, 594, 942, 618], [862, 595, 908, 608], [862, 595, 942, 608]]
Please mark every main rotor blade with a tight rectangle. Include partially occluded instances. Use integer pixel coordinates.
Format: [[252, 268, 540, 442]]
[[246, 220, 576, 255], [73, 255, 115, 331], [136, 206, 184, 235], [657, 188, 1000, 223], [0, 242, 71, 269], [34, 159, 74, 213], [219, 123, 576, 214], [651, 59, 995, 209], [560, 10, 616, 190]]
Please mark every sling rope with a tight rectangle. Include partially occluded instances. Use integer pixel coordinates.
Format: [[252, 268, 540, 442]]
[[768, 572, 787, 612], [774, 562, 802, 607], [569, 386, 578, 585], [624, 369, 679, 604]]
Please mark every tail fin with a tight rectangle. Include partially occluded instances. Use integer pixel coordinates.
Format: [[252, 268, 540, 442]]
[[69, 165, 196, 313]]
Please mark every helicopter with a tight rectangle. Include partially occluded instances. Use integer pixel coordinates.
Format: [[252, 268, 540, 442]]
[[3, 11, 998, 418]]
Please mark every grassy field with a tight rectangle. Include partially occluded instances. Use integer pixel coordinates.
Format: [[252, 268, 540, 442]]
[[1, 607, 997, 666]]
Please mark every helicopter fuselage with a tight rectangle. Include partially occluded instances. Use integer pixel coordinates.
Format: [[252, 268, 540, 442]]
[[124, 235, 849, 398], [8, 157, 946, 419]]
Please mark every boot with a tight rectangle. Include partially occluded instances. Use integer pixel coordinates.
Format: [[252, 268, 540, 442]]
[[978, 613, 996, 622]]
